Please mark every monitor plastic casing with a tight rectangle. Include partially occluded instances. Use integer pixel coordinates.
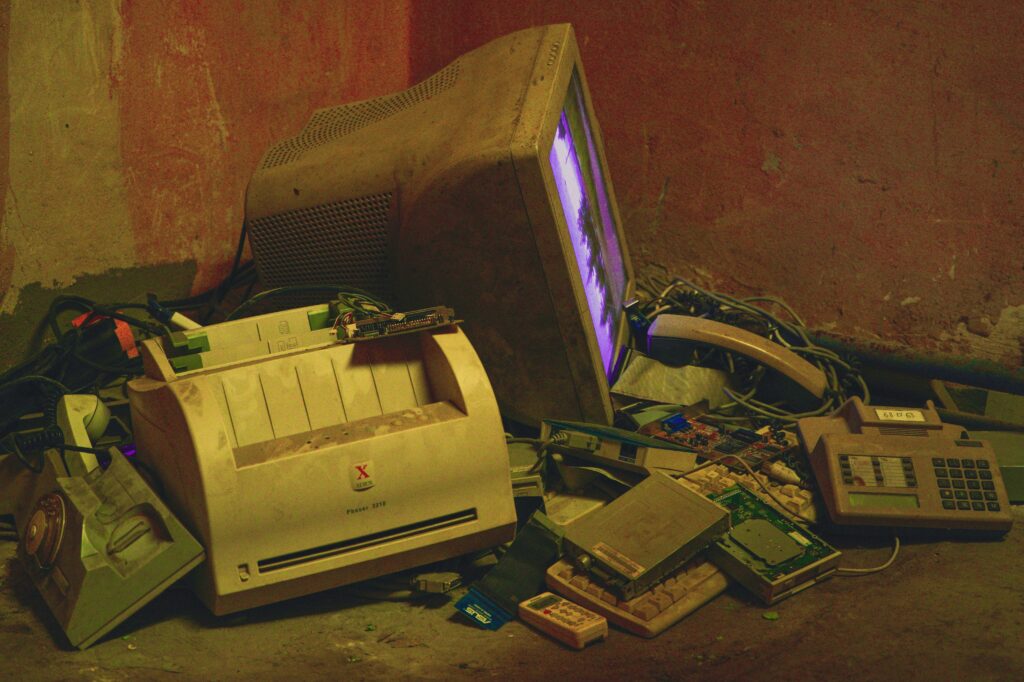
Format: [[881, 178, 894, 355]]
[[246, 24, 634, 425]]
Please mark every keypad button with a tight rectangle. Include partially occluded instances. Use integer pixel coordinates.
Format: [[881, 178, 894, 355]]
[[964, 470, 978, 479], [949, 469, 963, 478], [934, 468, 948, 478], [976, 459, 990, 469], [972, 502, 985, 511], [979, 470, 992, 480], [982, 481, 995, 491], [946, 458, 960, 467], [957, 501, 970, 510], [932, 457, 946, 466], [955, 490, 968, 500], [970, 491, 982, 500], [961, 460, 975, 469], [987, 502, 1000, 512], [938, 479, 951, 488], [906, 479, 917, 487], [953, 480, 966, 489], [940, 489, 954, 499], [942, 500, 956, 510], [967, 480, 980, 490], [984, 492, 998, 501]]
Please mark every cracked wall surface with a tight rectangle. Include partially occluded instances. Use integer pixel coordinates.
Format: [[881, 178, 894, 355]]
[[0, 0, 410, 367], [409, 2, 1024, 371], [1, 1, 1021, 373]]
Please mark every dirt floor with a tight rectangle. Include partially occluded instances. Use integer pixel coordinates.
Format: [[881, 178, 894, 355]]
[[2, 509, 1022, 682]]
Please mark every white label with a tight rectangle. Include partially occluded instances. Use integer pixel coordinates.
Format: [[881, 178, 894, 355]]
[[874, 408, 926, 422], [350, 460, 375, 490]]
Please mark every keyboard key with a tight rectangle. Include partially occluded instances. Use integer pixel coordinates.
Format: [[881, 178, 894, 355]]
[[938, 479, 951, 488], [964, 470, 978, 480], [984, 492, 997, 501], [953, 480, 966, 489], [970, 491, 982, 500], [940, 490, 954, 499], [955, 490, 968, 500], [932, 457, 946, 466], [957, 501, 970, 510], [982, 481, 995, 491], [967, 480, 980, 490], [961, 460, 975, 469], [949, 469, 963, 478], [946, 458, 960, 467], [979, 470, 992, 480], [942, 500, 955, 510], [976, 459, 990, 469], [934, 468, 948, 478], [972, 502, 985, 511], [987, 502, 1000, 512]]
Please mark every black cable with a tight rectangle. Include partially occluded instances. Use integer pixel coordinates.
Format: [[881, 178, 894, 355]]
[[225, 285, 391, 321], [200, 222, 250, 323], [159, 261, 256, 311], [46, 295, 166, 338], [0, 374, 71, 398]]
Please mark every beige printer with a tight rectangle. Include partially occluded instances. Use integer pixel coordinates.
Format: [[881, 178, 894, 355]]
[[127, 305, 516, 614]]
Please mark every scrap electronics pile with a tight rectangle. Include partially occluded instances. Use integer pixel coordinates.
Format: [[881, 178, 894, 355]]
[[0, 23, 1020, 654], [0, 274, 1018, 652]]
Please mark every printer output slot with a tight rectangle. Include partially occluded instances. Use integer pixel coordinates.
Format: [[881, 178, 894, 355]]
[[256, 508, 479, 573]]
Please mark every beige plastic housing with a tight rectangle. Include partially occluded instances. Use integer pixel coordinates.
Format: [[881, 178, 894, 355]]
[[127, 313, 516, 614], [245, 24, 634, 425]]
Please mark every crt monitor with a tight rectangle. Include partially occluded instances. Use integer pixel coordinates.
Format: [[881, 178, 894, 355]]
[[245, 23, 633, 425]]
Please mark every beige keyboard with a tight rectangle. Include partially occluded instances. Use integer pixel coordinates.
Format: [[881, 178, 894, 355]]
[[545, 557, 729, 638], [675, 464, 818, 522]]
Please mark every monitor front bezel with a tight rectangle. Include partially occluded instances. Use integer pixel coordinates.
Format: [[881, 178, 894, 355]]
[[511, 24, 635, 425]]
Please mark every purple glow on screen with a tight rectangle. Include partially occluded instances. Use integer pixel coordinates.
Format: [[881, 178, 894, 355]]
[[549, 113, 616, 375]]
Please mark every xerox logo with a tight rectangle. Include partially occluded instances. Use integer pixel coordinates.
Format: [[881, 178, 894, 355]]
[[350, 460, 375, 491]]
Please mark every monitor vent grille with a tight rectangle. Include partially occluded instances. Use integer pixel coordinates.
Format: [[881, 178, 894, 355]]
[[878, 426, 928, 437], [260, 61, 461, 169], [249, 193, 394, 299]]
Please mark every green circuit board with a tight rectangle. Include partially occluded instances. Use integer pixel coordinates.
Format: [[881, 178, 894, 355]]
[[710, 484, 838, 582]]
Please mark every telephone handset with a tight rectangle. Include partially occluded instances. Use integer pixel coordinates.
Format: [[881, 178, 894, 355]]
[[645, 314, 828, 399]]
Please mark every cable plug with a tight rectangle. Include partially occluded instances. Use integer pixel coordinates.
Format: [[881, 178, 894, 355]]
[[147, 294, 200, 331]]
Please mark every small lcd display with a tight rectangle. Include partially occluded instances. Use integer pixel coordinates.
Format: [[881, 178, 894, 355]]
[[549, 70, 627, 379], [848, 493, 920, 509], [527, 594, 560, 610]]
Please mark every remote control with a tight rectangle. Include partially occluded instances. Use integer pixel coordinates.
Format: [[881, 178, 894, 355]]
[[518, 592, 608, 649]]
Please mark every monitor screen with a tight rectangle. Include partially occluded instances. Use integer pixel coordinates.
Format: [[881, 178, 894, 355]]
[[549, 70, 628, 378]]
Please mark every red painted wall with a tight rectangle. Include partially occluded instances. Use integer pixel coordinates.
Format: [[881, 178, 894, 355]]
[[3, 2, 1021, 370], [408, 2, 1024, 365], [115, 0, 411, 291]]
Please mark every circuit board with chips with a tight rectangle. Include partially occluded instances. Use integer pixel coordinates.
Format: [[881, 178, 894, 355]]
[[707, 483, 840, 605], [639, 414, 796, 473], [337, 306, 459, 342]]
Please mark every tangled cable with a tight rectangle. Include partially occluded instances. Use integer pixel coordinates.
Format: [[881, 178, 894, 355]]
[[633, 268, 869, 423]]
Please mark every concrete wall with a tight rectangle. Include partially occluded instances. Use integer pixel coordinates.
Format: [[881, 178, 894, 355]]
[[409, 1, 1024, 370], [2, 1, 1022, 373], [0, 0, 409, 364]]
